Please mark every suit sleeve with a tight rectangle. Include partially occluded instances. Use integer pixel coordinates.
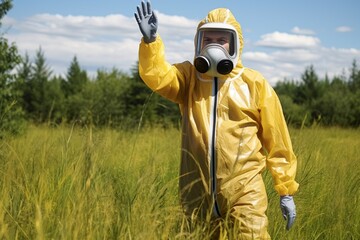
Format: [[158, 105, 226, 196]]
[[138, 36, 189, 104], [259, 78, 299, 196]]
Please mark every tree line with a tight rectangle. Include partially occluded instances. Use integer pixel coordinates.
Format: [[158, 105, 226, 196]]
[[1, 0, 360, 137], [274, 63, 360, 128], [2, 48, 180, 135]]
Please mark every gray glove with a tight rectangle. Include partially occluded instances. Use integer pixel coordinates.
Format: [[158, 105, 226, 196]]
[[280, 195, 296, 230], [134, 0, 158, 43]]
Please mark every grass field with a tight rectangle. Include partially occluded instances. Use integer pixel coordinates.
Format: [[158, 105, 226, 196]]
[[0, 125, 359, 239]]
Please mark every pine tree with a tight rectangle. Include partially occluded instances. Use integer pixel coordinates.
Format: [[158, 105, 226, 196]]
[[63, 55, 88, 96], [123, 62, 158, 127], [27, 47, 52, 122], [349, 59, 360, 92], [17, 53, 32, 113], [297, 65, 320, 105]]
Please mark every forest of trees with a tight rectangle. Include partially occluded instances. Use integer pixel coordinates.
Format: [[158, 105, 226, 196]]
[[275, 62, 360, 128], [1, 0, 360, 137]]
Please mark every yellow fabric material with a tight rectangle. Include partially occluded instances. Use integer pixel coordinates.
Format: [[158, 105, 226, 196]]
[[138, 8, 298, 239]]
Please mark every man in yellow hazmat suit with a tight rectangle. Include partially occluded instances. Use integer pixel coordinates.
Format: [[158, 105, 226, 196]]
[[135, 1, 299, 238]]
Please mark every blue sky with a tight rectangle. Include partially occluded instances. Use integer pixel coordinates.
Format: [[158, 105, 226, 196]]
[[4, 0, 360, 85]]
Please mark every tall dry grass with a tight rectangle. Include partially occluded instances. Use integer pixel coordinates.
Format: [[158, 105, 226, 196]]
[[0, 125, 359, 239]]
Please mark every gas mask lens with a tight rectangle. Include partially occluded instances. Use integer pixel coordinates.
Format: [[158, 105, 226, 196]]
[[194, 23, 239, 77], [199, 30, 235, 56]]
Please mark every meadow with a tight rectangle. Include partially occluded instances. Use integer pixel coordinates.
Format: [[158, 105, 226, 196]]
[[0, 125, 359, 239]]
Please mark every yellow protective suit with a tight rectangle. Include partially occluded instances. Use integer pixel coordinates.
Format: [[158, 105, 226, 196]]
[[138, 8, 299, 239]]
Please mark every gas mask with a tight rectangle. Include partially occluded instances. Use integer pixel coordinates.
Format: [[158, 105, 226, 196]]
[[194, 23, 240, 77]]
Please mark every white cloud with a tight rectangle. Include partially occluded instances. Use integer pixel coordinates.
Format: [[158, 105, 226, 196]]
[[3, 12, 197, 76], [242, 51, 274, 63], [17, 13, 138, 40], [2, 16, 17, 26], [336, 26, 352, 33], [271, 49, 320, 62], [3, 12, 360, 86], [165, 38, 194, 63], [157, 12, 198, 29], [243, 46, 360, 85], [291, 26, 315, 35], [256, 31, 320, 48]]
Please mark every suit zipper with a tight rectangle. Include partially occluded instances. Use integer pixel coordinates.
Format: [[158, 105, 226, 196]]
[[210, 77, 221, 217]]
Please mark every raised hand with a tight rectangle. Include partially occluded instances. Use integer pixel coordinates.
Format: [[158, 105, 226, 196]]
[[134, 0, 158, 43]]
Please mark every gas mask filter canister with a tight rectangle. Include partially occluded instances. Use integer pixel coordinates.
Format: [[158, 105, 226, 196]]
[[194, 44, 234, 76], [194, 23, 239, 77]]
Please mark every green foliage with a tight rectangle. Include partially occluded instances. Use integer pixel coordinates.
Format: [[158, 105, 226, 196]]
[[349, 60, 360, 91], [62, 56, 88, 97], [12, 52, 180, 129], [92, 69, 127, 126], [0, 0, 11, 21], [296, 65, 323, 106], [118, 64, 154, 127], [17, 51, 66, 125], [275, 61, 360, 127], [45, 75, 66, 124], [123, 63, 181, 128], [277, 95, 310, 127], [312, 76, 351, 126], [19, 48, 52, 122], [8, 46, 360, 129], [0, 0, 26, 137]]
